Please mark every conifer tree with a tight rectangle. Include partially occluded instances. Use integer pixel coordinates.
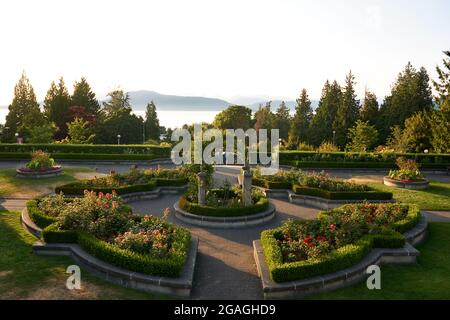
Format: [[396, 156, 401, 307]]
[[432, 51, 450, 114], [274, 101, 291, 141], [309, 80, 341, 146], [3, 71, 45, 142], [288, 89, 312, 146], [333, 71, 360, 148], [359, 89, 379, 126], [144, 101, 160, 141], [43, 77, 71, 139], [71, 77, 100, 116]]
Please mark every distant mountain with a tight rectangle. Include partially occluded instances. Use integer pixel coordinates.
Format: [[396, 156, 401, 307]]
[[126, 90, 231, 111]]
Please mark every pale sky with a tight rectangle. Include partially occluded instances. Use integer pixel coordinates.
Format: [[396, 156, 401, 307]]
[[0, 0, 449, 105]]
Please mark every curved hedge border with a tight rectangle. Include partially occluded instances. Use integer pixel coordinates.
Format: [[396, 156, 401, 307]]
[[261, 204, 421, 283], [178, 195, 270, 218], [253, 177, 393, 201], [292, 185, 393, 201], [55, 178, 188, 196], [27, 200, 191, 278]]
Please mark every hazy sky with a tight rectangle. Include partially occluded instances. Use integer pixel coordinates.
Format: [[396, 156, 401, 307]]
[[0, 0, 449, 105]]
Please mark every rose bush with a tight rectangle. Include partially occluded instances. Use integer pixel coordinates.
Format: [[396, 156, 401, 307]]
[[388, 157, 424, 181]]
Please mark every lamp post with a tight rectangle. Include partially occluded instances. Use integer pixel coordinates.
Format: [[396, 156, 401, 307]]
[[117, 134, 121, 145], [15, 132, 19, 144], [332, 130, 336, 145], [424, 149, 429, 154]]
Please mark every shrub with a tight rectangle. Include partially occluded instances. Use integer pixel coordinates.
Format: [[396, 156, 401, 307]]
[[25, 150, 56, 170], [292, 185, 393, 200], [388, 157, 424, 181], [261, 203, 419, 282], [32, 192, 191, 278]]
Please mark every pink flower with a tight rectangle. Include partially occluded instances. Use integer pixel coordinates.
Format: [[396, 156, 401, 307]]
[[330, 224, 336, 231]]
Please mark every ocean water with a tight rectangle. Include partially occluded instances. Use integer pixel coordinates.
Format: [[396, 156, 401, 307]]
[[0, 107, 219, 130]]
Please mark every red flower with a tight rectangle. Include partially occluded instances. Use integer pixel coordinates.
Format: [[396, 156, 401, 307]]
[[303, 237, 312, 244], [330, 224, 336, 231]]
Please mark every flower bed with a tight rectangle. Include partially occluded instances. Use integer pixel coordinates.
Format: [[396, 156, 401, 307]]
[[260, 203, 420, 283], [16, 150, 62, 178], [253, 169, 393, 201], [179, 188, 270, 218], [384, 158, 429, 190], [55, 167, 188, 195], [27, 191, 191, 277]]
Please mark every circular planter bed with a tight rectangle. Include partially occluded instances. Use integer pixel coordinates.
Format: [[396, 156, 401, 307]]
[[16, 165, 62, 179], [383, 176, 429, 190], [174, 201, 275, 228]]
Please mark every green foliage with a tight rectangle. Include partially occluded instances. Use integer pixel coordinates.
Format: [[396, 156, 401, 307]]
[[254, 102, 276, 132], [309, 80, 341, 146], [71, 77, 100, 116], [43, 78, 72, 140], [144, 101, 160, 141], [26, 200, 58, 229], [292, 185, 392, 200], [359, 89, 379, 126], [432, 51, 450, 114], [318, 141, 340, 152], [261, 203, 419, 282], [27, 122, 57, 143], [3, 71, 45, 142], [64, 117, 96, 144], [274, 101, 291, 140], [213, 105, 252, 130], [333, 71, 360, 148], [25, 150, 56, 170], [179, 195, 269, 217], [346, 120, 379, 152], [430, 111, 450, 153], [378, 62, 433, 141], [288, 89, 313, 147], [388, 157, 424, 181]]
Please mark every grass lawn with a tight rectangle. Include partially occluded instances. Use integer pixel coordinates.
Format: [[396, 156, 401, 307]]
[[0, 211, 166, 299], [309, 222, 450, 300], [0, 167, 100, 198], [368, 181, 450, 211]]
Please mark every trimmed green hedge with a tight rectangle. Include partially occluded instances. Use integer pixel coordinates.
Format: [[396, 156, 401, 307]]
[[179, 196, 270, 217], [0, 143, 170, 155], [279, 151, 450, 165], [261, 204, 420, 283], [0, 152, 168, 161], [252, 178, 292, 190], [292, 185, 393, 201], [28, 199, 191, 278], [26, 200, 58, 229], [55, 178, 188, 195]]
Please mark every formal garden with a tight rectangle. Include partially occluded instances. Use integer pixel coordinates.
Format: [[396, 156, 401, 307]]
[[0, 146, 446, 300]]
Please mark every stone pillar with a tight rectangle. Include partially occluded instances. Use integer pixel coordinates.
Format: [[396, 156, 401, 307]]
[[242, 168, 252, 206], [197, 172, 207, 206]]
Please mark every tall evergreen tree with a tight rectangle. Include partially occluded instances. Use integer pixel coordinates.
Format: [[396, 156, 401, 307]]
[[274, 101, 291, 141], [254, 102, 276, 131], [309, 80, 341, 146], [359, 88, 379, 126], [144, 101, 160, 141], [95, 89, 143, 144], [3, 72, 45, 142], [288, 89, 313, 146], [333, 71, 360, 148], [378, 62, 433, 142], [71, 77, 100, 116], [43, 77, 71, 140], [432, 51, 450, 114]]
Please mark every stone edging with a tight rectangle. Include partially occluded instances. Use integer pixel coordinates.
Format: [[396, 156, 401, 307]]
[[16, 167, 63, 179], [32, 237, 198, 297], [383, 176, 430, 190], [173, 202, 276, 229], [21, 207, 42, 238], [256, 187, 395, 210], [253, 215, 428, 299]]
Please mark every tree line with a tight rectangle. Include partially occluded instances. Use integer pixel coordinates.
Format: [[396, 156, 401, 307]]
[[0, 75, 162, 144], [211, 51, 450, 153]]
